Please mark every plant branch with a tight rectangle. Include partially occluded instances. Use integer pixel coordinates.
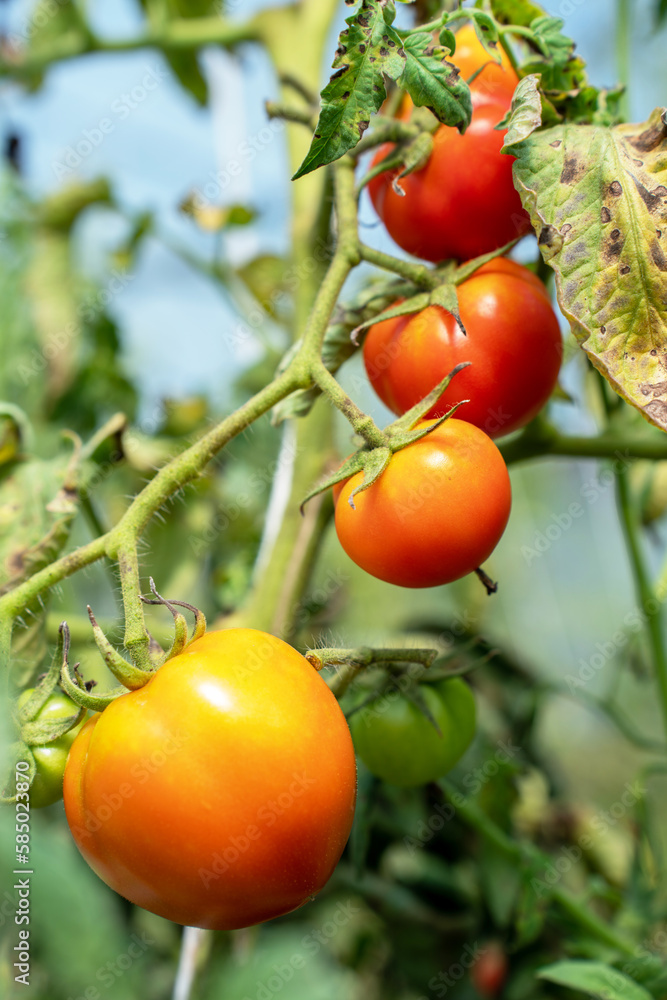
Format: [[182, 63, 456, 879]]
[[615, 468, 667, 744], [0, 16, 262, 80], [437, 779, 662, 970], [358, 244, 439, 288], [499, 418, 667, 465]]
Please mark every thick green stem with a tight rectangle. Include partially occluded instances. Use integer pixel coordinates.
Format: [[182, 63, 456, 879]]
[[0, 16, 261, 80], [499, 418, 667, 465], [0, 369, 299, 637], [615, 469, 667, 744], [358, 243, 439, 288]]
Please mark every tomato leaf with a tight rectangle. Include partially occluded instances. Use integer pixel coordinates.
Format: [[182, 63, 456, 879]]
[[505, 107, 667, 432], [489, 0, 546, 26], [529, 15, 575, 65], [398, 33, 472, 130], [293, 0, 406, 180], [538, 961, 653, 1000], [468, 10, 501, 59], [500, 74, 543, 146]]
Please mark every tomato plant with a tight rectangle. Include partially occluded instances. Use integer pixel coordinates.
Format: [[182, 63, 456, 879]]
[[349, 677, 476, 787], [63, 628, 357, 930], [16, 688, 84, 808], [3, 1, 667, 997], [363, 258, 563, 437], [333, 419, 511, 588]]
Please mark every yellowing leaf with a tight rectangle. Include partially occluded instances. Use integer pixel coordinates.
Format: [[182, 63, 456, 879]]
[[507, 108, 667, 431]]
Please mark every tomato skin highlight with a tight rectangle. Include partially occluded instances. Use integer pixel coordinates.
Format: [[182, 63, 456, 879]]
[[333, 419, 511, 588], [63, 628, 357, 931], [368, 26, 530, 263], [363, 258, 563, 438], [349, 677, 476, 787]]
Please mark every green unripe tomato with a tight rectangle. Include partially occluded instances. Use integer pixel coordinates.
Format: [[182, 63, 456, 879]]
[[18, 689, 84, 808], [349, 677, 476, 787]]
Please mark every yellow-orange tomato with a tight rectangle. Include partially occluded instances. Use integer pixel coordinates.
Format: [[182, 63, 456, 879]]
[[333, 419, 511, 588], [64, 629, 357, 930], [450, 24, 519, 107]]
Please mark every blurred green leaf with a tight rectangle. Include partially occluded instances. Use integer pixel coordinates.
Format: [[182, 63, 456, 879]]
[[538, 961, 653, 1000]]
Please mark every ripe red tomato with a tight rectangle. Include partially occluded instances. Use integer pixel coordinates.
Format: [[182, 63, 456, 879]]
[[368, 26, 530, 262], [63, 628, 357, 930], [363, 257, 562, 438], [333, 418, 511, 588]]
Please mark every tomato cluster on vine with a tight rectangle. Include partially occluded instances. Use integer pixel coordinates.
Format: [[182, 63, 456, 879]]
[[334, 23, 562, 593]]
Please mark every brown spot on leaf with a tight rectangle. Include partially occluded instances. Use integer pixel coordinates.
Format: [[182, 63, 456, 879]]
[[379, 47, 388, 56], [632, 176, 667, 214], [651, 241, 667, 271], [619, 263, 631, 275], [658, 230, 663, 238], [601, 326, 607, 334], [604, 235, 624, 261], [550, 139, 562, 148], [538, 224, 561, 248], [358, 120, 370, 137], [644, 399, 667, 426], [561, 223, 572, 235], [640, 380, 667, 397], [651, 349, 658, 355], [601, 206, 612, 223], [609, 181, 623, 197], [358, 43, 366, 53], [610, 228, 621, 240], [629, 118, 667, 152], [560, 155, 584, 184], [331, 65, 349, 81]]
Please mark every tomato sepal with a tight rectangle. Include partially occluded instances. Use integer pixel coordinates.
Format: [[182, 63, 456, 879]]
[[87, 605, 156, 689], [0, 743, 36, 804]]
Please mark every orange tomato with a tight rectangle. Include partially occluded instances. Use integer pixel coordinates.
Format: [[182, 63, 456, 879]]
[[333, 419, 511, 588], [64, 628, 357, 930]]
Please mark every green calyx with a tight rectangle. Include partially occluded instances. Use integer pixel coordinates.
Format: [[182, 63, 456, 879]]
[[301, 361, 471, 511], [59, 581, 208, 714]]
